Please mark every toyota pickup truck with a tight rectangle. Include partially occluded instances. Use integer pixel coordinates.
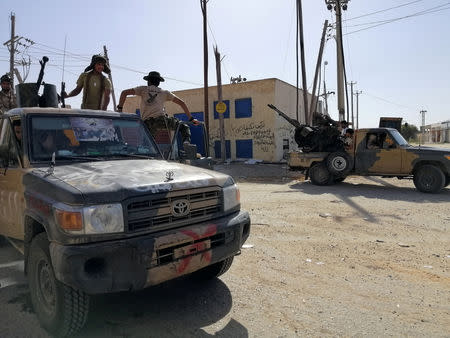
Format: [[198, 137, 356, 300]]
[[288, 127, 450, 193], [0, 108, 250, 336]]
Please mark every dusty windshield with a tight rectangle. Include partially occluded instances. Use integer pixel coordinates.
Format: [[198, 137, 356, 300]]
[[29, 115, 160, 161]]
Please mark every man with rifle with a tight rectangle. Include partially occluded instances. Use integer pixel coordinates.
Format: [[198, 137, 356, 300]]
[[0, 73, 17, 114], [63, 55, 111, 110]]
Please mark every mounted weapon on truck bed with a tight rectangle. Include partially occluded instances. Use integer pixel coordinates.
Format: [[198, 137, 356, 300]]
[[15, 56, 58, 108], [268, 103, 343, 153]]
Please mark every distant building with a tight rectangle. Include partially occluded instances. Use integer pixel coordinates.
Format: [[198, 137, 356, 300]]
[[123, 78, 313, 162], [422, 120, 450, 143]]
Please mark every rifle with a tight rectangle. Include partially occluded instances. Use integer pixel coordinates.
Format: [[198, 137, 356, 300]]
[[36, 56, 49, 95], [267, 104, 302, 129], [60, 82, 66, 108]]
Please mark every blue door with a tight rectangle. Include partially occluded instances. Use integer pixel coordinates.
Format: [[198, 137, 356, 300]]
[[236, 139, 253, 158], [174, 112, 206, 156]]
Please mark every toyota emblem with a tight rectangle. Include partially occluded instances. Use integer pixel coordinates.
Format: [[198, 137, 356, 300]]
[[171, 199, 190, 217]]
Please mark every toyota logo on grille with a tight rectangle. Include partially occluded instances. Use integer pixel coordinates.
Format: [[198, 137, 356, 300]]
[[171, 199, 190, 217]]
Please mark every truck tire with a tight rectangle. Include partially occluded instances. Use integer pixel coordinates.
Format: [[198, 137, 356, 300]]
[[326, 151, 352, 176], [28, 233, 89, 337], [309, 162, 333, 186], [195, 256, 234, 279], [413, 165, 446, 193], [334, 175, 346, 183]]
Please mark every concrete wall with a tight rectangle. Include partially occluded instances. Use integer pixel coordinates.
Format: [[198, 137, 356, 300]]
[[123, 78, 309, 162]]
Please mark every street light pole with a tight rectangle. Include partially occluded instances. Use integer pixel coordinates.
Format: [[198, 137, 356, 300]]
[[355, 90, 362, 129]]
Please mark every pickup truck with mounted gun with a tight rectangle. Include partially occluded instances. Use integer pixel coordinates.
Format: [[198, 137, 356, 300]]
[[268, 104, 450, 193]]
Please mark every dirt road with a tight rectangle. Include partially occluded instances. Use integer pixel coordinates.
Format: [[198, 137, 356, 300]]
[[0, 172, 448, 337]]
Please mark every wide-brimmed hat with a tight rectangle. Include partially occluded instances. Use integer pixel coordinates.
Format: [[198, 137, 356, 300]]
[[84, 54, 111, 74], [143, 71, 164, 82], [0, 74, 11, 83]]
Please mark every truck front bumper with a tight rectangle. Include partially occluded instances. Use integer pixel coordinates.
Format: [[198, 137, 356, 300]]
[[49, 210, 250, 294]]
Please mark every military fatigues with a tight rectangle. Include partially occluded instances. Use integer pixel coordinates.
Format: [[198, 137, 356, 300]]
[[133, 85, 191, 143], [77, 71, 112, 110], [0, 90, 17, 114]]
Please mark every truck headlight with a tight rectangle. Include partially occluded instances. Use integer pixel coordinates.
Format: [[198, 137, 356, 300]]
[[83, 204, 124, 234], [223, 183, 240, 212], [54, 203, 124, 234]]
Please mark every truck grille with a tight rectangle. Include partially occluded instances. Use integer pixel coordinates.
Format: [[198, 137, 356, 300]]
[[126, 187, 222, 232]]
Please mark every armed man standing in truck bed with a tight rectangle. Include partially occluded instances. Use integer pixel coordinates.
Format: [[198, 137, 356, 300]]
[[63, 55, 111, 110], [117, 71, 198, 144]]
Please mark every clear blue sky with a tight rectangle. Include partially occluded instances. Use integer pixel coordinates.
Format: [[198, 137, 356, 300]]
[[0, 0, 449, 128]]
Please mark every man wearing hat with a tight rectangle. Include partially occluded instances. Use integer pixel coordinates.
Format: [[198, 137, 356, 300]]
[[117, 71, 198, 144], [0, 73, 17, 114], [64, 55, 111, 110]]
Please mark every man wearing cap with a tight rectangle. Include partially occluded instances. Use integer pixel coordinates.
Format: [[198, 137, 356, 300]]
[[64, 55, 111, 110], [0, 74, 17, 114], [117, 71, 198, 144]]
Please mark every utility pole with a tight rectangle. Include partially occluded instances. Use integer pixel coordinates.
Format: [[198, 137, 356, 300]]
[[214, 45, 226, 163], [309, 20, 329, 124], [355, 90, 362, 129], [420, 109, 427, 143], [325, 0, 349, 122], [201, 0, 210, 143], [297, 0, 309, 123], [347, 81, 356, 126], [103, 45, 117, 111]]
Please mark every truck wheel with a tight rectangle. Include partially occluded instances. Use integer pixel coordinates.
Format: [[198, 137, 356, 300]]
[[309, 162, 333, 186], [326, 152, 352, 176], [28, 233, 89, 337], [413, 165, 445, 193], [195, 256, 234, 279]]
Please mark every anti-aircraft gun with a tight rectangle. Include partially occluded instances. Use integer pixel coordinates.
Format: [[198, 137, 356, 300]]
[[16, 56, 58, 108], [268, 104, 343, 153]]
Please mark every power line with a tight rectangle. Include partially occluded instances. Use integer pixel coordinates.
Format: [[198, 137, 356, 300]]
[[344, 3, 450, 35], [364, 91, 416, 111], [343, 0, 425, 22]]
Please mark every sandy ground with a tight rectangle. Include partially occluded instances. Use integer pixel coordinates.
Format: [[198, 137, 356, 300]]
[[0, 164, 449, 337]]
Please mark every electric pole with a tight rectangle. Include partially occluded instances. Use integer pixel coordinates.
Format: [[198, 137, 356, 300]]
[[3, 13, 17, 94], [347, 81, 356, 126], [214, 45, 225, 163], [325, 0, 349, 122], [309, 20, 329, 124], [355, 90, 362, 129], [201, 0, 210, 142], [297, 0, 309, 123], [420, 109, 427, 143]]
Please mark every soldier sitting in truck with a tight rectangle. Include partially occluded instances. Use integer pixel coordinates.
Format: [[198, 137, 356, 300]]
[[367, 133, 380, 149]]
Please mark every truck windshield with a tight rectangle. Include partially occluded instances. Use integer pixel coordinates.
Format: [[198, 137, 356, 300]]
[[29, 115, 161, 161], [389, 129, 409, 146]]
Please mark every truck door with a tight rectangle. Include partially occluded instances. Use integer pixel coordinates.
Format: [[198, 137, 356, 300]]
[[356, 131, 402, 174], [0, 117, 26, 240]]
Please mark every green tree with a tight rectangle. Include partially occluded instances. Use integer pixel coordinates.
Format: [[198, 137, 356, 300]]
[[401, 123, 419, 142]]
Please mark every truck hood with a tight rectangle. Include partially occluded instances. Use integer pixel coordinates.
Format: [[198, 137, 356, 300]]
[[28, 159, 229, 204]]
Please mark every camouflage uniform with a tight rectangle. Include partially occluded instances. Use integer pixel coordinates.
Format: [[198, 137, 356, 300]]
[[0, 90, 16, 114]]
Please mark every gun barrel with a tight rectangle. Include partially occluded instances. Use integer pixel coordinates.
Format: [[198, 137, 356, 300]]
[[267, 104, 302, 128]]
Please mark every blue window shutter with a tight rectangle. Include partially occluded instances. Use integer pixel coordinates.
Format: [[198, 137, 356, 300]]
[[236, 139, 253, 158], [213, 100, 230, 119], [235, 98, 252, 118]]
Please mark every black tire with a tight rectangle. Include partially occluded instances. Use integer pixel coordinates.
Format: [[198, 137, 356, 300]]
[[309, 162, 333, 186], [326, 151, 352, 176], [413, 165, 446, 193], [28, 233, 89, 337], [334, 175, 346, 183], [195, 256, 234, 279]]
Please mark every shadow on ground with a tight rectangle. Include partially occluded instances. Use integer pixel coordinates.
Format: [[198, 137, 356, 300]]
[[76, 275, 247, 338]]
